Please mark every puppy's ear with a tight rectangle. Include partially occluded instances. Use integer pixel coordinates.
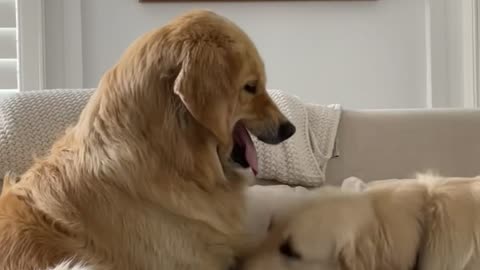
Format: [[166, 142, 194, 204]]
[[174, 43, 236, 145], [338, 238, 376, 270], [338, 241, 356, 270]]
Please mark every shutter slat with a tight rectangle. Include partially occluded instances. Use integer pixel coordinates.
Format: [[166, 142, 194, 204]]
[[0, 28, 16, 58], [0, 1, 16, 28], [0, 0, 17, 90], [0, 59, 17, 89]]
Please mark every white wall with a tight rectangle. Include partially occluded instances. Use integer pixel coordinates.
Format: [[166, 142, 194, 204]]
[[46, 0, 440, 109], [44, 0, 64, 89]]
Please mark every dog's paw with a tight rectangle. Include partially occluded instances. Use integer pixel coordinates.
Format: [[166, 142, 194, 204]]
[[341, 176, 367, 192]]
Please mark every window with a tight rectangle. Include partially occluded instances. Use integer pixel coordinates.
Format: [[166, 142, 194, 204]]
[[0, 0, 18, 94]]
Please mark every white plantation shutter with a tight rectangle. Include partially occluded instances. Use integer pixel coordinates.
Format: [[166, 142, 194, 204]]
[[0, 0, 18, 92]]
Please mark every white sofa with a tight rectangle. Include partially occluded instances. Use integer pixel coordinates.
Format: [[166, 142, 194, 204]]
[[1, 89, 480, 188]]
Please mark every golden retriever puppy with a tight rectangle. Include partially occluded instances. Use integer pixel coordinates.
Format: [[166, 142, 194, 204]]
[[0, 10, 295, 270], [242, 175, 480, 270]]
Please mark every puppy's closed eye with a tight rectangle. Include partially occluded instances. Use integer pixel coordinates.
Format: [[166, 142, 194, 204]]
[[267, 217, 275, 232], [279, 237, 302, 260]]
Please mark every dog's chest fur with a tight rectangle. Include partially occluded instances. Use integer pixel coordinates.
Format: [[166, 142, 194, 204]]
[[74, 189, 245, 270]]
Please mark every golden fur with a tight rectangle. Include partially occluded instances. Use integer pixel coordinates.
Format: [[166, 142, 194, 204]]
[[0, 10, 294, 270], [1, 172, 19, 196], [242, 175, 480, 270]]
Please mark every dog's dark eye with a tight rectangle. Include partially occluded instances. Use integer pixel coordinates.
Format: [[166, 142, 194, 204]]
[[243, 82, 257, 94], [279, 237, 302, 260]]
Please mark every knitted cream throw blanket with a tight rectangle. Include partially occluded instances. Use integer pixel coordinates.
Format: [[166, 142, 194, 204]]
[[0, 89, 341, 187], [0, 89, 94, 179], [252, 90, 342, 187]]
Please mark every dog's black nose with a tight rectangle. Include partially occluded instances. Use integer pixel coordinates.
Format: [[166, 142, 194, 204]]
[[256, 121, 296, 145], [278, 121, 296, 141]]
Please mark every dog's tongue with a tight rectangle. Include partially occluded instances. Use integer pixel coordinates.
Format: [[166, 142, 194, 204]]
[[234, 123, 258, 175]]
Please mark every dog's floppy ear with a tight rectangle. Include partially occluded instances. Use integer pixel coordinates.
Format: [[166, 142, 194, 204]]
[[174, 43, 236, 145]]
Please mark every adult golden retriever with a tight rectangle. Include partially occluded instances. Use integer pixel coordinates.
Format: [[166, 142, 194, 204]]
[[242, 175, 480, 270], [0, 10, 296, 270]]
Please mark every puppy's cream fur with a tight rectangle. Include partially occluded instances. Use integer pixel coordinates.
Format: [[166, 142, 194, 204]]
[[0, 10, 292, 270], [243, 175, 480, 270], [48, 261, 93, 270]]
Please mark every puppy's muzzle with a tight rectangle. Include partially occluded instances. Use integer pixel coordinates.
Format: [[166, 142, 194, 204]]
[[257, 121, 296, 145]]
